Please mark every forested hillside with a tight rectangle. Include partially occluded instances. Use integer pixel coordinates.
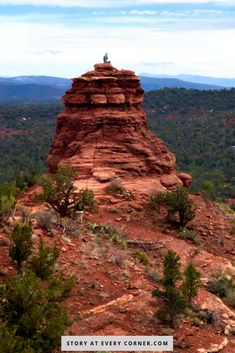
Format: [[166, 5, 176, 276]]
[[0, 88, 234, 199], [0, 103, 61, 186], [143, 88, 235, 199]]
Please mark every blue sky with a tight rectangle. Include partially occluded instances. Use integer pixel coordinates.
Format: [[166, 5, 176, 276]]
[[0, 0, 235, 78]]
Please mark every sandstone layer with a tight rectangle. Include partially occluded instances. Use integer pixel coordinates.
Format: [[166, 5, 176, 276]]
[[48, 63, 191, 192]]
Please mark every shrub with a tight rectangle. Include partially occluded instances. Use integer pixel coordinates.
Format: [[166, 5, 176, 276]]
[[36, 210, 57, 234], [106, 178, 125, 195], [152, 250, 186, 327], [162, 250, 182, 287], [204, 310, 220, 325], [146, 268, 161, 283], [111, 251, 125, 266], [1, 208, 75, 353], [0, 269, 72, 353], [206, 271, 234, 298], [149, 187, 195, 227], [80, 188, 95, 210], [0, 325, 35, 353], [224, 290, 235, 308], [181, 262, 200, 306], [106, 178, 133, 200], [74, 188, 95, 211], [29, 239, 59, 280], [200, 180, 216, 200], [0, 184, 17, 225], [184, 307, 194, 317], [9, 223, 33, 272], [15, 170, 37, 190], [16, 205, 32, 224], [161, 327, 174, 335], [134, 250, 149, 266], [179, 228, 199, 245], [192, 317, 202, 327], [40, 166, 75, 217], [197, 310, 208, 320], [88, 223, 127, 249], [148, 193, 165, 212]]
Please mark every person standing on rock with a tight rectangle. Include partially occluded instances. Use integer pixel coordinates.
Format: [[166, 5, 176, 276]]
[[103, 53, 110, 63]]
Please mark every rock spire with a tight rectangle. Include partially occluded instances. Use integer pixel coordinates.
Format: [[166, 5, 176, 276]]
[[48, 63, 191, 192]]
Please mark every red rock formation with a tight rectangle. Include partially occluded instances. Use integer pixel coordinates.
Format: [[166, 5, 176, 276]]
[[48, 63, 191, 191]]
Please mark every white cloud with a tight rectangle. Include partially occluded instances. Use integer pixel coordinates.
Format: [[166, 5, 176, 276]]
[[80, 12, 234, 30], [160, 9, 224, 17], [138, 0, 234, 2], [96, 16, 157, 24], [0, 1, 234, 78], [129, 10, 158, 15], [27, 50, 63, 55], [0, 0, 234, 7], [142, 62, 173, 66], [0, 13, 234, 78], [92, 11, 106, 15]]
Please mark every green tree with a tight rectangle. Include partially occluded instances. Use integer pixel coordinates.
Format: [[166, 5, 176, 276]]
[[181, 262, 200, 306], [150, 187, 195, 227], [0, 184, 17, 225], [0, 325, 35, 353], [40, 166, 75, 217], [29, 239, 59, 280], [80, 188, 95, 210], [15, 171, 37, 190], [9, 223, 32, 272], [143, 88, 235, 200], [166, 187, 195, 226], [152, 250, 186, 327], [0, 269, 72, 353], [162, 250, 181, 286], [201, 180, 216, 200]]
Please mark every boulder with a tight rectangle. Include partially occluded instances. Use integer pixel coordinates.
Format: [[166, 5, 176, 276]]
[[177, 172, 193, 187]]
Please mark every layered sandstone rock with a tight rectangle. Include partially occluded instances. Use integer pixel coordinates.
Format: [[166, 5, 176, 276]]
[[48, 63, 191, 192]]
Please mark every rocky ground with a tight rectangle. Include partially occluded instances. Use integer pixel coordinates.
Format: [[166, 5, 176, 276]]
[[1, 184, 235, 353]]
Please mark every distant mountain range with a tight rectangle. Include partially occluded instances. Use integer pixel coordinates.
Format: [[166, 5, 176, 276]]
[[140, 76, 222, 91], [0, 76, 70, 87], [0, 74, 233, 102], [140, 73, 235, 88], [0, 76, 69, 101]]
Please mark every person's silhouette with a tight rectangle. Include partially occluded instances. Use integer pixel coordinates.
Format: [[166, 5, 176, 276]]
[[103, 53, 110, 63]]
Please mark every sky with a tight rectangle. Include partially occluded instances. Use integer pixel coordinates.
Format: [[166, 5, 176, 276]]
[[0, 0, 235, 78]]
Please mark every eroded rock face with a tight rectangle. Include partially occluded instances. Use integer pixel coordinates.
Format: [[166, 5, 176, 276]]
[[48, 63, 191, 190]]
